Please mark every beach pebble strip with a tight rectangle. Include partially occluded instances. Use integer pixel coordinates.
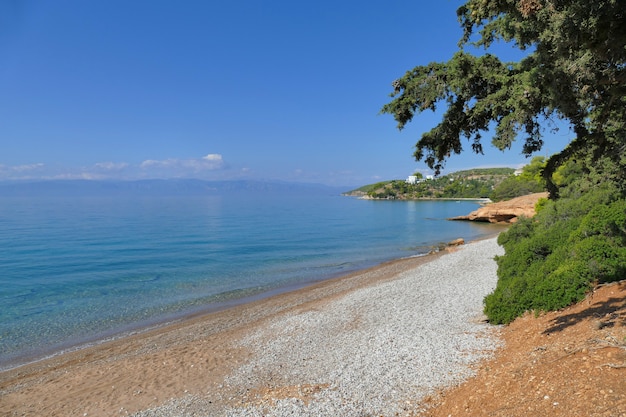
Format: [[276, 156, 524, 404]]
[[133, 237, 504, 417]]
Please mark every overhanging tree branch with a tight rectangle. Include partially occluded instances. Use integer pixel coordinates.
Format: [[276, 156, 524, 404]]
[[381, 0, 626, 199]]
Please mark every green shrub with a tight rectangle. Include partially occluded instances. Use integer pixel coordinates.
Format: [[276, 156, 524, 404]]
[[490, 175, 544, 201], [535, 197, 549, 212], [570, 202, 626, 242], [497, 216, 534, 247], [535, 260, 594, 310], [484, 183, 626, 324], [490, 156, 546, 201], [576, 238, 626, 283]]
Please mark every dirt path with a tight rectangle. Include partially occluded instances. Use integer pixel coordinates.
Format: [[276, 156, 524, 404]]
[[419, 281, 626, 417]]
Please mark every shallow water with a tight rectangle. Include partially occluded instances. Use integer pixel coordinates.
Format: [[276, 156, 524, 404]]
[[0, 188, 501, 368]]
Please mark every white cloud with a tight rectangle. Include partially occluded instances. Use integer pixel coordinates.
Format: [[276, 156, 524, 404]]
[[203, 153, 222, 162], [0, 154, 227, 181], [140, 159, 169, 168], [0, 163, 46, 180], [94, 162, 129, 170], [12, 163, 45, 172], [140, 154, 225, 174], [48, 172, 105, 180]]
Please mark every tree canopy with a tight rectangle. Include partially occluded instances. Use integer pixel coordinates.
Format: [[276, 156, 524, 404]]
[[381, 0, 626, 198]]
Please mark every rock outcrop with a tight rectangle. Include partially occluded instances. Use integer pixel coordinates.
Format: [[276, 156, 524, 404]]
[[450, 192, 548, 223], [447, 238, 465, 246]]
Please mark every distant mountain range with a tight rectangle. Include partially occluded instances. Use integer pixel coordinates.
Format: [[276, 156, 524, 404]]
[[0, 179, 349, 198]]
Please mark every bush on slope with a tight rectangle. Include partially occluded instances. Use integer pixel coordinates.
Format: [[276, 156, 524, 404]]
[[484, 183, 626, 324]]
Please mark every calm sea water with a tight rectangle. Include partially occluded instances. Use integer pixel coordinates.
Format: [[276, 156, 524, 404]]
[[0, 189, 502, 369]]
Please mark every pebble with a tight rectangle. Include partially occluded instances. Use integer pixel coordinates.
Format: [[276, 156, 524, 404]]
[[131, 238, 504, 417]]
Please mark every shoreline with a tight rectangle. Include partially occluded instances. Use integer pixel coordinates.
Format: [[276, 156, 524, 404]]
[[345, 193, 493, 203], [0, 229, 504, 373], [0, 254, 430, 373], [1, 236, 504, 417], [1, 246, 450, 372]]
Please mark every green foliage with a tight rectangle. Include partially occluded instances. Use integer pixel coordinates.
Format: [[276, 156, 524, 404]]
[[381, 0, 626, 198], [344, 167, 514, 199], [552, 159, 584, 188], [517, 156, 545, 184], [453, 167, 515, 176], [378, 180, 402, 198], [572, 203, 626, 243], [534, 197, 549, 213], [348, 181, 393, 195], [489, 176, 543, 201], [490, 156, 546, 201], [485, 183, 626, 324]]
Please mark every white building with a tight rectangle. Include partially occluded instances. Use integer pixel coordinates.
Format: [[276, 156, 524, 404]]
[[406, 174, 433, 184]]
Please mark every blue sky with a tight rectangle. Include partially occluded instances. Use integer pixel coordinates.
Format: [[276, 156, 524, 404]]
[[0, 1, 573, 186]]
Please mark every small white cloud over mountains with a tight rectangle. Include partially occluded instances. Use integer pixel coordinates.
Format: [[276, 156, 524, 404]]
[[94, 162, 130, 171], [12, 163, 45, 172], [202, 153, 223, 162], [140, 153, 224, 173], [0, 154, 227, 181], [0, 163, 47, 179]]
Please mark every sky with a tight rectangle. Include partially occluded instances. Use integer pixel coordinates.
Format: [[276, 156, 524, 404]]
[[0, 1, 574, 186]]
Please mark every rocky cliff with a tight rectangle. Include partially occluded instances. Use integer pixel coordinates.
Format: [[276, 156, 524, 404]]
[[450, 192, 548, 223]]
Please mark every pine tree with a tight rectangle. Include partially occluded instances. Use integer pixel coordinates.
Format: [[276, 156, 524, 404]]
[[381, 0, 626, 198]]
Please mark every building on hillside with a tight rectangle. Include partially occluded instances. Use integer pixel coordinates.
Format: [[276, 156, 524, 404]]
[[406, 175, 433, 184]]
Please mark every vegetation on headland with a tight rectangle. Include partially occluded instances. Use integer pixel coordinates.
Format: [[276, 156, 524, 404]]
[[345, 159, 546, 201], [345, 167, 511, 200], [379, 1, 626, 324]]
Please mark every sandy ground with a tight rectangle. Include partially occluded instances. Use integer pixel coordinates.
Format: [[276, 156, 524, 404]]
[[2, 241, 624, 417], [0, 249, 448, 417], [418, 280, 626, 417]]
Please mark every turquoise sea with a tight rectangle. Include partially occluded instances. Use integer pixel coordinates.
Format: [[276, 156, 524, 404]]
[[0, 181, 503, 369]]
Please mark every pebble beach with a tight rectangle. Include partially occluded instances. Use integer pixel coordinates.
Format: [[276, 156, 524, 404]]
[[1, 237, 504, 417]]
